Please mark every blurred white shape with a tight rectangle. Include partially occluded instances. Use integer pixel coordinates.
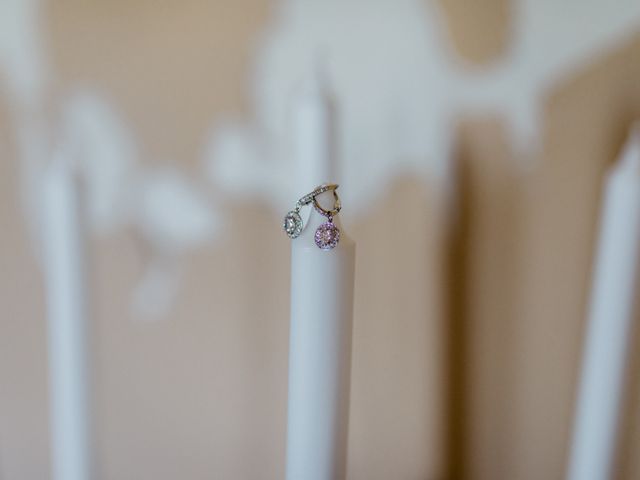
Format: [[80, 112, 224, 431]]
[[0, 0, 47, 111], [62, 91, 138, 233], [207, 0, 640, 214], [15, 119, 52, 262], [206, 121, 287, 203], [131, 256, 182, 321], [0, 0, 52, 261], [136, 168, 219, 252], [208, 0, 447, 213], [0, 0, 225, 319], [60, 96, 220, 317], [130, 169, 220, 318], [41, 152, 92, 480]]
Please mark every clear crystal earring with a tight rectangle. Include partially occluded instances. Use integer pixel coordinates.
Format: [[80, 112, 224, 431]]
[[283, 207, 304, 239]]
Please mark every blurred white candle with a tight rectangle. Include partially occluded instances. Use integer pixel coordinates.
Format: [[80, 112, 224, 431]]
[[286, 69, 355, 480], [567, 126, 640, 480], [42, 157, 92, 480]]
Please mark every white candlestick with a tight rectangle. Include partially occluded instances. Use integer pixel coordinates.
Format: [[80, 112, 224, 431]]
[[566, 126, 640, 480], [42, 157, 92, 480], [286, 69, 356, 480], [292, 67, 337, 193]]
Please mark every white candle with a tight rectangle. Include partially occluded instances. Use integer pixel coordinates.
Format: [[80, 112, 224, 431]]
[[291, 66, 337, 193], [566, 125, 640, 480], [285, 69, 356, 480], [42, 157, 92, 480]]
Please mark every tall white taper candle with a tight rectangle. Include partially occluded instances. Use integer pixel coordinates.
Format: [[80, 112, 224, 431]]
[[291, 66, 336, 195], [566, 126, 640, 480], [42, 157, 92, 480], [285, 71, 356, 480]]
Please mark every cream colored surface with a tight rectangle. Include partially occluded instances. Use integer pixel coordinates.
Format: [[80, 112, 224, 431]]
[[1, 1, 640, 479]]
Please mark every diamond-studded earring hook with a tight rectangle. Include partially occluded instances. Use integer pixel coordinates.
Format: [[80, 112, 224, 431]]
[[312, 189, 341, 218]]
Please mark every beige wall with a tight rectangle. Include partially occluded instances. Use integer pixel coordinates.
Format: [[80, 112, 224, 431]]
[[1, 1, 640, 479]]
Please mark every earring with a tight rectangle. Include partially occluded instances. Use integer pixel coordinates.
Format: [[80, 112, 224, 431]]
[[283, 209, 303, 239], [312, 189, 341, 250], [283, 184, 338, 239]]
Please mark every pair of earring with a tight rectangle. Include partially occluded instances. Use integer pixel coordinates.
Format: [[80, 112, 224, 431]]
[[283, 184, 342, 250]]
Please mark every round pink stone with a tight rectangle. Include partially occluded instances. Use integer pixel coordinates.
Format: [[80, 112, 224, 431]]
[[314, 222, 340, 250]]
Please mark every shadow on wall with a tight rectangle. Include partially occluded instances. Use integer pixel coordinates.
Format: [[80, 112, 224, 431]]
[[445, 120, 522, 480]]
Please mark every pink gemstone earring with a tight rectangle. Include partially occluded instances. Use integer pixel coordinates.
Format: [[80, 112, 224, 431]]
[[312, 189, 341, 250]]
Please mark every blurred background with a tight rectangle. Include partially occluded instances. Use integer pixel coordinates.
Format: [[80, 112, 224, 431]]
[[1, 0, 640, 479]]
